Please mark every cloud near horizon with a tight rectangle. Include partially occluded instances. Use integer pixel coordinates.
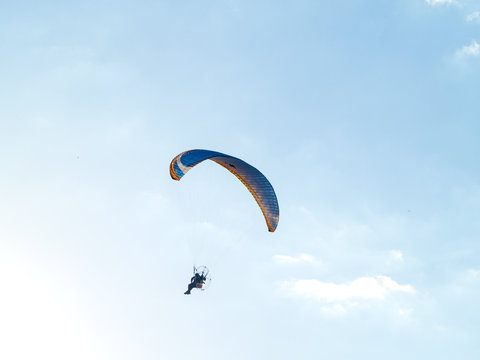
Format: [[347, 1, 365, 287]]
[[390, 250, 404, 262], [281, 275, 415, 315], [273, 253, 317, 265]]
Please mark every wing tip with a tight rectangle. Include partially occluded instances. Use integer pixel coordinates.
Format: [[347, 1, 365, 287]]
[[169, 166, 180, 180]]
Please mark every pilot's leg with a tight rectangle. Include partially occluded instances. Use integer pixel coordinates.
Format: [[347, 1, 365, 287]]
[[184, 282, 195, 295]]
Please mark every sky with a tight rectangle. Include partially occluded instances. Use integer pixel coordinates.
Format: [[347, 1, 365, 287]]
[[1, 0, 480, 359]]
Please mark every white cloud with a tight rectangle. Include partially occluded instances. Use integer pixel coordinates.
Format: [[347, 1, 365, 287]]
[[390, 250, 404, 262], [273, 253, 317, 265], [465, 268, 480, 280], [425, 0, 458, 6], [281, 275, 415, 315], [456, 40, 480, 58], [196, 221, 215, 230], [467, 11, 480, 23], [397, 307, 413, 318], [140, 191, 168, 205], [321, 303, 348, 316]]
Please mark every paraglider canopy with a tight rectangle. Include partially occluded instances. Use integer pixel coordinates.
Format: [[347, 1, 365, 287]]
[[170, 149, 279, 232]]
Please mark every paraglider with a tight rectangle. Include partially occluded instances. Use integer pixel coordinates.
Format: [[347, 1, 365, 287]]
[[170, 149, 279, 294]]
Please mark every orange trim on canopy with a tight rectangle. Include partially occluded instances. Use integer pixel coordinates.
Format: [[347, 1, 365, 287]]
[[169, 158, 180, 180], [212, 159, 275, 232]]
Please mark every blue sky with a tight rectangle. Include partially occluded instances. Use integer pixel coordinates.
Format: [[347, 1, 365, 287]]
[[1, 0, 480, 359]]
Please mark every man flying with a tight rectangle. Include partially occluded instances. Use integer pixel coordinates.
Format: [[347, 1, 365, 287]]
[[184, 269, 207, 295]]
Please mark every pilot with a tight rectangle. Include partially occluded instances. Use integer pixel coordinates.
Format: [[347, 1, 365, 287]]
[[184, 272, 205, 295]]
